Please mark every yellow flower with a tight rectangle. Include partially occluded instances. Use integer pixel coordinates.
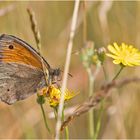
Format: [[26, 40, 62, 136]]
[[47, 85, 77, 107], [106, 42, 140, 66], [48, 86, 61, 107]]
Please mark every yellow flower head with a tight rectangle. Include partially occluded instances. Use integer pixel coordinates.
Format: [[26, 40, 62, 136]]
[[106, 42, 140, 66], [47, 85, 77, 107]]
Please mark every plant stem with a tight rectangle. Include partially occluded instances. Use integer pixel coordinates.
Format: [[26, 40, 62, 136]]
[[112, 65, 124, 81], [87, 68, 94, 139], [65, 125, 69, 140], [93, 100, 104, 139], [54, 108, 58, 121], [102, 64, 108, 81], [62, 107, 69, 139], [55, 1, 80, 139], [40, 104, 51, 133], [92, 64, 105, 139], [28, 9, 51, 134]]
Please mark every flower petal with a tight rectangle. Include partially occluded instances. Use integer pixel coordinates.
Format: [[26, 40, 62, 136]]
[[113, 42, 120, 52], [113, 59, 121, 64], [108, 45, 118, 55], [106, 53, 119, 59]]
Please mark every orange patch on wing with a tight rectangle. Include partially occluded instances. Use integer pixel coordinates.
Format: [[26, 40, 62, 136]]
[[0, 41, 43, 69]]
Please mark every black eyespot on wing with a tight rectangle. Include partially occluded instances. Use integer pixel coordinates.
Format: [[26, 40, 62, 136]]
[[7, 89, 10, 91], [9, 45, 14, 49]]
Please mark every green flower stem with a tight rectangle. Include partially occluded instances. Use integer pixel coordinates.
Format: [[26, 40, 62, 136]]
[[93, 100, 104, 139], [112, 65, 124, 81], [54, 108, 58, 121], [93, 64, 106, 139], [40, 103, 51, 133], [87, 68, 95, 139], [102, 64, 108, 81], [65, 126, 69, 140], [62, 107, 69, 139]]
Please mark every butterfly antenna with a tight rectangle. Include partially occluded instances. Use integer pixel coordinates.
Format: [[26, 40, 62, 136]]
[[60, 70, 73, 78]]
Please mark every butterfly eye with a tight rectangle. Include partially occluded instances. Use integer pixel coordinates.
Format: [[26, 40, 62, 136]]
[[8, 45, 14, 49], [54, 68, 61, 76]]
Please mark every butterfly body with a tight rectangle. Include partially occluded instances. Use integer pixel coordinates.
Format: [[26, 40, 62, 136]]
[[0, 34, 57, 104]]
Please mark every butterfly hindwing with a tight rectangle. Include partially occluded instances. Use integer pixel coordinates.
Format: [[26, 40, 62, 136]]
[[0, 63, 47, 104]]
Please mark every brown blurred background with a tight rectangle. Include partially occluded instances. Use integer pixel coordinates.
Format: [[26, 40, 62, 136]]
[[0, 1, 140, 139]]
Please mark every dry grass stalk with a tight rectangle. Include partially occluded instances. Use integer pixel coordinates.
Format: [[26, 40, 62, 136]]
[[27, 8, 50, 133], [55, 0, 80, 139], [61, 77, 140, 131], [27, 8, 48, 84], [27, 8, 41, 53]]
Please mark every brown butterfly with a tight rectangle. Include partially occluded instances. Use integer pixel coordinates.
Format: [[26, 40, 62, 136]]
[[0, 34, 60, 105]]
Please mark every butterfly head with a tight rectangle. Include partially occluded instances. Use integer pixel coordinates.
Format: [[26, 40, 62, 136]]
[[49, 68, 61, 84], [51, 68, 61, 76]]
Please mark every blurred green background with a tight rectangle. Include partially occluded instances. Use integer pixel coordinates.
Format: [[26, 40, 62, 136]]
[[0, 1, 140, 139]]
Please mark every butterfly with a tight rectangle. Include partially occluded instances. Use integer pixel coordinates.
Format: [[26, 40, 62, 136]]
[[0, 34, 60, 105]]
